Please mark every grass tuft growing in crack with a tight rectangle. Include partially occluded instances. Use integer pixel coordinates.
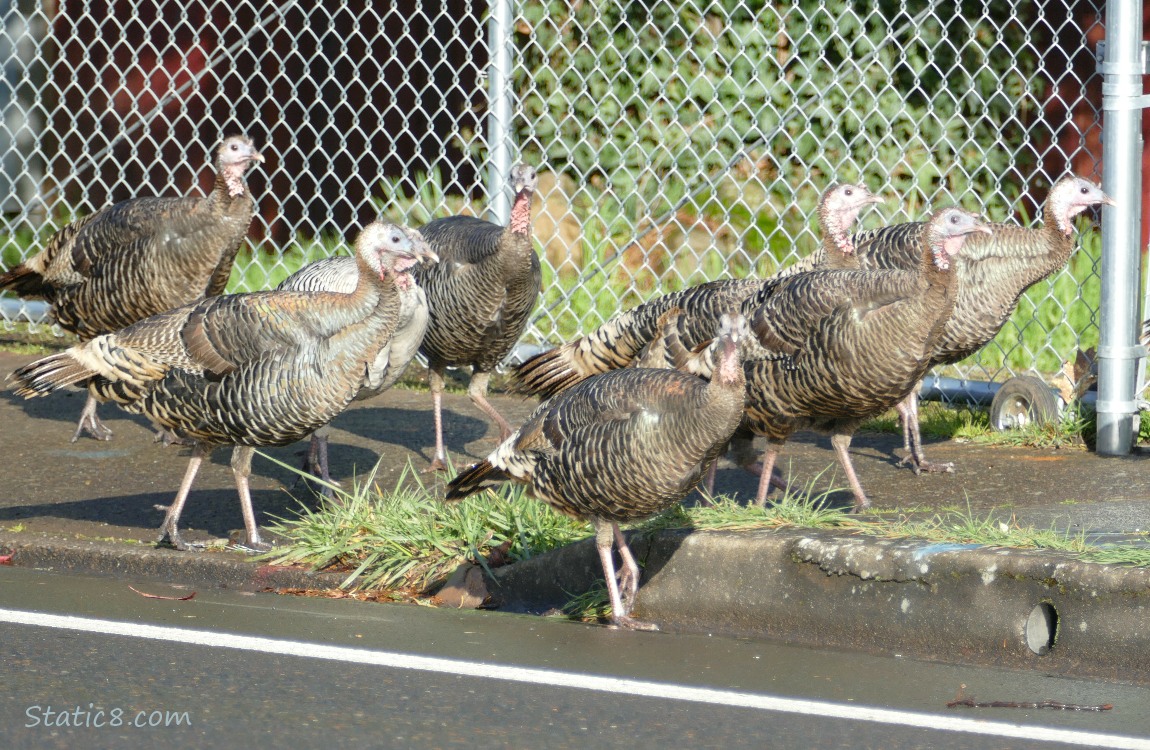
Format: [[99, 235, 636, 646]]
[[869, 500, 1092, 554], [259, 455, 590, 593], [556, 580, 612, 623], [1080, 543, 1150, 568]]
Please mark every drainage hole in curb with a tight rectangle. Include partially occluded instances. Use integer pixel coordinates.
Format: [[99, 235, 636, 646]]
[[1025, 602, 1058, 655]]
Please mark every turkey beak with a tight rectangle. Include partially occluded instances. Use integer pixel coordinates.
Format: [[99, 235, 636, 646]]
[[864, 195, 885, 206], [721, 327, 743, 364], [248, 149, 265, 165], [1101, 193, 1117, 207], [404, 230, 439, 265]]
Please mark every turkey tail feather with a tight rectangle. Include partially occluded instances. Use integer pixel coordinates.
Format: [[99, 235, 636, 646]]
[[444, 460, 511, 501], [10, 352, 95, 397], [0, 264, 50, 298]]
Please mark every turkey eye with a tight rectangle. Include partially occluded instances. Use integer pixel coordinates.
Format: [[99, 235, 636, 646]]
[[844, 188, 853, 196]]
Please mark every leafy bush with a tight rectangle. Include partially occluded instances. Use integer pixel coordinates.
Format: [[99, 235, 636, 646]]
[[515, 0, 1041, 212]]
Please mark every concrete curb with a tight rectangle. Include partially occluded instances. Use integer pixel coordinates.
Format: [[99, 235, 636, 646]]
[[4, 526, 1148, 685], [492, 527, 1150, 685], [0, 532, 345, 592]]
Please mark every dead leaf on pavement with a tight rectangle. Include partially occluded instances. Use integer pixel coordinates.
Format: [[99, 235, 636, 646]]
[[128, 585, 195, 601]]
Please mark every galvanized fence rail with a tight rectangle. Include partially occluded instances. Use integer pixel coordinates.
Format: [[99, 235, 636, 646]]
[[0, 0, 1143, 448]]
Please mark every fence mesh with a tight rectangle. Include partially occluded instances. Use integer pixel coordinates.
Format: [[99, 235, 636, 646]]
[[0, 0, 1111, 392]]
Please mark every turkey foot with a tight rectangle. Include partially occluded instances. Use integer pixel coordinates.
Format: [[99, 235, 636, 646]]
[[608, 615, 660, 632], [898, 454, 955, 475], [71, 398, 112, 442], [156, 528, 200, 552]]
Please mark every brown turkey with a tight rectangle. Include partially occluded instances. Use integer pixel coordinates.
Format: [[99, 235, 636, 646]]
[[11, 222, 436, 551], [844, 175, 1113, 474], [0, 135, 264, 442], [510, 182, 883, 398], [678, 207, 991, 511], [414, 163, 540, 472], [276, 226, 436, 494], [446, 313, 748, 630]]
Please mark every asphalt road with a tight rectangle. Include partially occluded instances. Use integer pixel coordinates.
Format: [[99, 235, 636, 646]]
[[0, 566, 1146, 749]]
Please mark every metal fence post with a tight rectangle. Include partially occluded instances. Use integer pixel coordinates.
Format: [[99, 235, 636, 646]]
[[1097, 0, 1146, 455], [485, 0, 514, 226]]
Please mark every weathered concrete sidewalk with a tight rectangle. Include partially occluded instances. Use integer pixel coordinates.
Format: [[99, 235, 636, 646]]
[[1, 348, 1149, 684]]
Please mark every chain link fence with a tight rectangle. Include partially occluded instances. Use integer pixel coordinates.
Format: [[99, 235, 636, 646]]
[[0, 0, 1117, 393]]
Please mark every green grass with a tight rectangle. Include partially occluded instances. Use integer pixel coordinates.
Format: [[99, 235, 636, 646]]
[[1081, 544, 1150, 568], [862, 402, 991, 439], [870, 500, 1092, 554], [970, 402, 1089, 450], [226, 235, 347, 295], [863, 398, 1095, 451], [557, 580, 612, 623], [260, 457, 590, 593], [0, 317, 75, 352]]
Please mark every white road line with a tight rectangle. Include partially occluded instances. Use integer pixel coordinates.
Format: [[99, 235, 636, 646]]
[[1, 607, 1145, 748]]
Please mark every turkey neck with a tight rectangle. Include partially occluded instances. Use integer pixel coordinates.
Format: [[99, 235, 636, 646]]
[[508, 188, 532, 238], [918, 234, 961, 339], [956, 198, 1075, 295], [220, 158, 253, 200], [314, 253, 401, 353], [198, 159, 255, 221], [712, 334, 745, 391], [820, 204, 859, 270], [498, 186, 537, 284], [1032, 194, 1076, 270]]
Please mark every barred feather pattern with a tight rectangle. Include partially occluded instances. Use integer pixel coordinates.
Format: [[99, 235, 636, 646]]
[[10, 223, 417, 449], [738, 210, 985, 446], [446, 321, 747, 524], [511, 278, 762, 397], [811, 176, 1101, 368], [682, 211, 983, 439], [414, 199, 540, 374], [277, 250, 429, 398], [739, 267, 950, 440], [0, 136, 262, 341]]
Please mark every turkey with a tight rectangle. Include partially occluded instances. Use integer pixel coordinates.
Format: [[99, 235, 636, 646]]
[[414, 163, 540, 472], [847, 175, 1113, 473], [680, 207, 991, 511], [510, 182, 883, 398], [0, 134, 264, 442], [276, 226, 436, 493], [446, 313, 749, 630], [11, 222, 437, 551]]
